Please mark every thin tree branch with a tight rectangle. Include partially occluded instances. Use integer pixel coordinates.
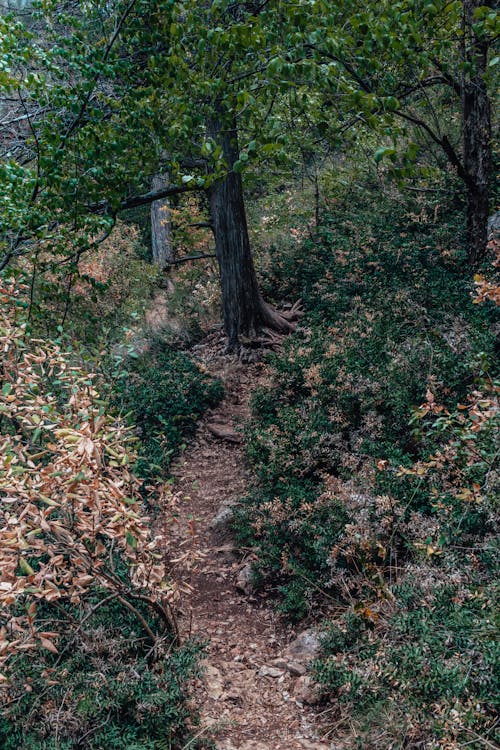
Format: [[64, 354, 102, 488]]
[[430, 57, 462, 97], [394, 109, 472, 186], [115, 594, 157, 644], [168, 252, 216, 265], [120, 182, 201, 210], [188, 221, 214, 231], [87, 182, 202, 214]]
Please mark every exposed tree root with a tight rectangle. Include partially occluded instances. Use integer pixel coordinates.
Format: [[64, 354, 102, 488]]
[[281, 299, 304, 321], [224, 300, 304, 355], [258, 298, 303, 334]]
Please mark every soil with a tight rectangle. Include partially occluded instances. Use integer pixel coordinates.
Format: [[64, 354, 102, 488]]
[[163, 332, 331, 750]]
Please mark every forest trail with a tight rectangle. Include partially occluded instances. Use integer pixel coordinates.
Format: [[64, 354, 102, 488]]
[[164, 333, 331, 750]]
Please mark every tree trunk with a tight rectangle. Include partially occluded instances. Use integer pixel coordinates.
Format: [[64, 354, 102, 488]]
[[314, 170, 320, 229], [462, 0, 492, 265], [151, 174, 173, 268], [207, 112, 294, 351], [465, 180, 490, 265]]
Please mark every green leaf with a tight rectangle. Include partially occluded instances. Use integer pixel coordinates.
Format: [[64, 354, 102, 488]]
[[374, 146, 396, 164], [19, 558, 35, 576], [126, 531, 137, 549]]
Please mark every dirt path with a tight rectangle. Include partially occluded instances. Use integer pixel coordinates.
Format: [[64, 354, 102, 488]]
[[164, 335, 331, 750]]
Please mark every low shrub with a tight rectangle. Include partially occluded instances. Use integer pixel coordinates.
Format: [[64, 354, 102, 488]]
[[236, 478, 347, 620], [0, 598, 204, 750], [313, 575, 498, 748], [237, 194, 497, 617], [112, 342, 223, 478]]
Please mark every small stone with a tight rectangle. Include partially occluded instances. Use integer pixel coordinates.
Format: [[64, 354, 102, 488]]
[[286, 659, 308, 676], [299, 741, 331, 750], [258, 665, 284, 678], [235, 562, 254, 594], [203, 664, 224, 700], [209, 504, 234, 533], [271, 657, 288, 670], [284, 629, 321, 663], [273, 655, 308, 675], [293, 675, 321, 705]]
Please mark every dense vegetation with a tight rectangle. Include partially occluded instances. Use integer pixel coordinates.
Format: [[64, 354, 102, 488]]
[[0, 0, 498, 748], [236, 184, 499, 746], [113, 343, 223, 478]]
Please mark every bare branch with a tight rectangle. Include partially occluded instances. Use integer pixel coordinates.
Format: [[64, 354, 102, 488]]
[[168, 252, 216, 265]]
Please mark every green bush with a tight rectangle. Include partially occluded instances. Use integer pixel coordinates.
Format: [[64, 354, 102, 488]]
[[238, 188, 499, 746], [235, 477, 347, 620], [254, 204, 496, 469], [313, 579, 499, 747], [0, 595, 205, 750], [239, 194, 497, 614], [113, 342, 223, 477]]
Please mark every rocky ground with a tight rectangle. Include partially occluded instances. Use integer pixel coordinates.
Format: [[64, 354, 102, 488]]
[[162, 333, 332, 750]]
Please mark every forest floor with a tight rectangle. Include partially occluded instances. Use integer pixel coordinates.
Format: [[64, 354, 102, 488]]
[[163, 332, 331, 750]]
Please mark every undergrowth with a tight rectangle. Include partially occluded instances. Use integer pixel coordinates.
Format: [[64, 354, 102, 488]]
[[235, 189, 499, 748], [112, 341, 223, 478], [0, 595, 204, 750]]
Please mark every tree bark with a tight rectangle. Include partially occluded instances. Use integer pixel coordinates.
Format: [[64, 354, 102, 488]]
[[314, 170, 320, 229], [207, 111, 294, 351], [150, 174, 173, 268], [462, 0, 492, 265]]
